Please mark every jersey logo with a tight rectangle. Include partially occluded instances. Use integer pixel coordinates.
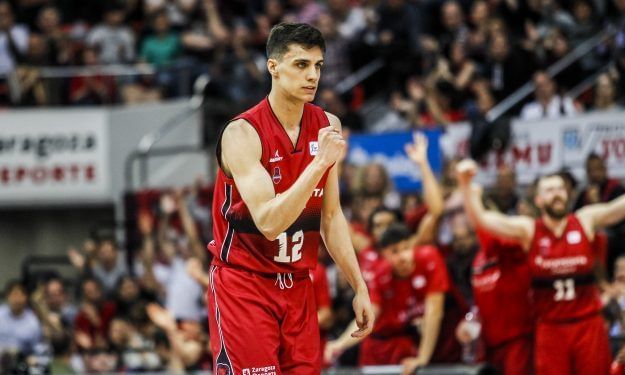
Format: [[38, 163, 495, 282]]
[[412, 275, 426, 289], [566, 231, 582, 244], [269, 150, 283, 163], [272, 167, 282, 184], [309, 141, 318, 155]]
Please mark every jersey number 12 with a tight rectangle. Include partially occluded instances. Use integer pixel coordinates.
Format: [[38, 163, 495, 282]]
[[274, 230, 304, 263]]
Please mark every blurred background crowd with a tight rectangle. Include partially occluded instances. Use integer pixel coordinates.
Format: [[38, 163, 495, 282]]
[[2, 0, 625, 373]]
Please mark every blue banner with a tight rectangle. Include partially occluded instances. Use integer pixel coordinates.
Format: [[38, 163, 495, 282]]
[[347, 130, 443, 193]]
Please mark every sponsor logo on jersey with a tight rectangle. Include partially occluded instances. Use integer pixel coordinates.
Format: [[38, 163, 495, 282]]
[[272, 167, 282, 184], [243, 366, 277, 375], [534, 255, 588, 270], [412, 275, 426, 289], [309, 141, 318, 155], [567, 230, 582, 244], [269, 150, 283, 163]]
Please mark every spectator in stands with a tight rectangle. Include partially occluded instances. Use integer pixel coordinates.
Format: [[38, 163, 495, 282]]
[[108, 317, 162, 371], [483, 33, 532, 102], [438, 1, 469, 52], [320, 88, 363, 132], [316, 12, 350, 89], [287, 0, 326, 25], [138, 189, 206, 323], [520, 71, 579, 120], [541, 29, 584, 91], [69, 47, 116, 105], [73, 277, 117, 350], [140, 9, 181, 68], [144, 0, 199, 30], [30, 277, 76, 357], [146, 303, 207, 372], [574, 153, 625, 276], [86, 2, 135, 64], [327, 0, 367, 41], [0, 0, 29, 75], [446, 221, 479, 304], [485, 165, 519, 214], [114, 276, 154, 326], [592, 73, 621, 111], [36, 6, 70, 66], [0, 280, 43, 355], [569, 0, 600, 47]]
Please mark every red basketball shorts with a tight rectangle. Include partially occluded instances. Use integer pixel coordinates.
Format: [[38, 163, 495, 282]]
[[358, 335, 417, 366], [535, 314, 611, 375], [488, 336, 533, 375], [207, 264, 321, 375]]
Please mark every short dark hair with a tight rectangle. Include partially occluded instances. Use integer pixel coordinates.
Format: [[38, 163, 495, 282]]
[[367, 206, 403, 233], [266, 22, 325, 59], [378, 223, 412, 250], [4, 279, 27, 297], [586, 152, 603, 165]]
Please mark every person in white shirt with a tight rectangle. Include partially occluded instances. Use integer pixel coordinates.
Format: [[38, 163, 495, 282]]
[[0, 281, 42, 355], [0, 1, 29, 75], [520, 71, 579, 121]]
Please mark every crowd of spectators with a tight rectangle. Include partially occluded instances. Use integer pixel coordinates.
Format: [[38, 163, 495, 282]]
[[0, 0, 624, 126]]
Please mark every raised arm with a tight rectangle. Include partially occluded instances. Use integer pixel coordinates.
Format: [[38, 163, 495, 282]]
[[320, 113, 375, 339], [577, 194, 625, 237], [221, 119, 343, 240], [456, 159, 534, 249], [405, 132, 444, 245]]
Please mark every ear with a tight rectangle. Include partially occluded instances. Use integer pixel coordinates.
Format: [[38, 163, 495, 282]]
[[267, 58, 278, 78], [534, 193, 542, 210]]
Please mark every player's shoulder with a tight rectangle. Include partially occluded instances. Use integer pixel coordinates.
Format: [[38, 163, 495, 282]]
[[222, 118, 258, 142], [415, 245, 444, 262]]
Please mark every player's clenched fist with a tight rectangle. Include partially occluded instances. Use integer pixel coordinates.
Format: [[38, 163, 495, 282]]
[[315, 126, 346, 168], [455, 158, 478, 186]]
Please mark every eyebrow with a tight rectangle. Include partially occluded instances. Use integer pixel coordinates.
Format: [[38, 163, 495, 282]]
[[293, 58, 324, 64]]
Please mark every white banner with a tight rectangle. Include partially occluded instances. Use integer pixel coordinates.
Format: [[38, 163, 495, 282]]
[[0, 109, 111, 205], [441, 110, 625, 185]]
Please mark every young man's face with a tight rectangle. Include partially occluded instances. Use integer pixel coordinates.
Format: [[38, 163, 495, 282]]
[[268, 44, 324, 103], [381, 240, 415, 278]]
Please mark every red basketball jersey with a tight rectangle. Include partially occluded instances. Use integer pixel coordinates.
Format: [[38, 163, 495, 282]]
[[369, 246, 450, 336], [472, 229, 533, 347], [528, 214, 602, 323], [208, 97, 331, 274]]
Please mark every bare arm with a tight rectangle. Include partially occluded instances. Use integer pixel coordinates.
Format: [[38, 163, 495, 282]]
[[577, 194, 625, 238], [323, 304, 381, 362], [416, 292, 444, 364], [404, 133, 444, 245], [221, 119, 343, 240], [174, 190, 206, 262], [317, 307, 334, 330], [321, 113, 374, 338], [456, 160, 534, 248]]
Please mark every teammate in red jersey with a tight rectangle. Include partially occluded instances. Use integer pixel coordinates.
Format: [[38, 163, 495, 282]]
[[457, 159, 625, 375], [457, 185, 534, 375], [325, 223, 450, 375], [206, 23, 374, 375], [356, 134, 444, 288]]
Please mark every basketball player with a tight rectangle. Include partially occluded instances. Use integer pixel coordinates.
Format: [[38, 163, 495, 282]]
[[456, 159, 625, 374], [206, 23, 374, 375], [457, 185, 533, 375]]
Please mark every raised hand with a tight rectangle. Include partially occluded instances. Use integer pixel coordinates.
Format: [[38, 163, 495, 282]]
[[455, 158, 478, 187], [404, 132, 429, 165], [315, 126, 346, 169], [146, 303, 176, 332]]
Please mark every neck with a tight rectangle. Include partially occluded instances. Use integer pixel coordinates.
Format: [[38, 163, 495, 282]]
[[267, 89, 305, 130], [542, 213, 568, 236]]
